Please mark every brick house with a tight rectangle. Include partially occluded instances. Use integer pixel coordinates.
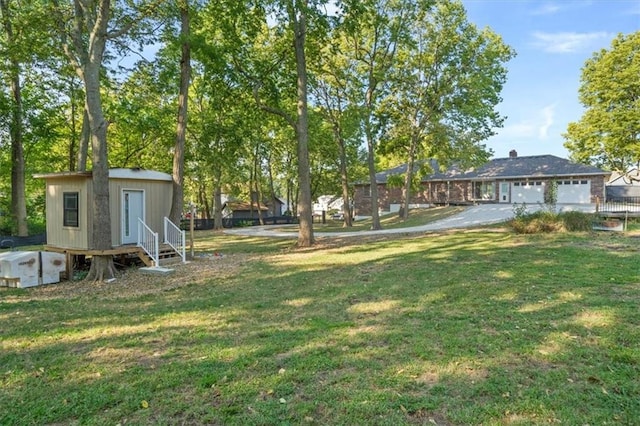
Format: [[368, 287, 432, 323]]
[[354, 151, 610, 215]]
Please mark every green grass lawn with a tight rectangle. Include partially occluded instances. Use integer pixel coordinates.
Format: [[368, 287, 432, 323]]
[[315, 206, 468, 232], [1, 227, 639, 425]]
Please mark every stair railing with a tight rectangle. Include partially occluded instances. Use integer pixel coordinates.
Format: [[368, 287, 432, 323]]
[[164, 217, 186, 263], [138, 218, 159, 267]]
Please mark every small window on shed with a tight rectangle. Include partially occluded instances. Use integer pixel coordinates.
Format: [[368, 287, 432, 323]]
[[363, 185, 371, 197], [63, 192, 79, 227]]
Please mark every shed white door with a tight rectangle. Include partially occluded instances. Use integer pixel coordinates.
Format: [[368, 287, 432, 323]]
[[512, 181, 545, 203], [557, 179, 591, 203], [122, 190, 145, 245]]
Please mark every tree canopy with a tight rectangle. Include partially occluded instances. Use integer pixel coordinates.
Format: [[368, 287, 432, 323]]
[[564, 31, 640, 174], [1, 0, 515, 247]]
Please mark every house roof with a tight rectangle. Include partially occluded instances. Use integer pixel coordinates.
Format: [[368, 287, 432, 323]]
[[373, 155, 609, 184], [223, 201, 269, 211]]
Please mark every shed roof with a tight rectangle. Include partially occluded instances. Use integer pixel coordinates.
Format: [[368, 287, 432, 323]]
[[373, 155, 609, 184], [34, 168, 172, 181]]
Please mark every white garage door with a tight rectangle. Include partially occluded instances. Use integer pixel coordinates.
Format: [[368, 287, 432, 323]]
[[557, 179, 591, 203], [512, 181, 545, 203]]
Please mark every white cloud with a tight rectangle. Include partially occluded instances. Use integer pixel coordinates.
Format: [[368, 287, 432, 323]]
[[538, 104, 556, 139], [530, 31, 612, 53], [499, 121, 536, 139], [497, 105, 557, 140], [531, 2, 561, 15]]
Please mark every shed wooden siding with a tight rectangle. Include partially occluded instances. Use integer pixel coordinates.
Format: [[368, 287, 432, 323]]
[[37, 169, 173, 250], [109, 178, 173, 245], [44, 176, 92, 250]]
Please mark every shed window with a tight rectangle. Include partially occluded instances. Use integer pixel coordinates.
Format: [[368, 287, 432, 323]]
[[363, 185, 371, 197], [63, 192, 79, 227]]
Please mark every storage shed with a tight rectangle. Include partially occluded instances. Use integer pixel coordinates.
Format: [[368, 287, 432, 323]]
[[35, 168, 173, 250]]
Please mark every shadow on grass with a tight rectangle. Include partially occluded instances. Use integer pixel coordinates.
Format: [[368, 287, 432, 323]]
[[1, 230, 639, 424]]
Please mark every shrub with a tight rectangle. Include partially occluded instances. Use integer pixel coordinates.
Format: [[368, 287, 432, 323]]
[[560, 211, 594, 232], [509, 209, 595, 234], [510, 210, 563, 234]]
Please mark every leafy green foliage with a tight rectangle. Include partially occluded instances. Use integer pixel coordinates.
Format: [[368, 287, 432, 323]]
[[378, 0, 515, 218], [563, 31, 640, 172], [544, 180, 558, 209]]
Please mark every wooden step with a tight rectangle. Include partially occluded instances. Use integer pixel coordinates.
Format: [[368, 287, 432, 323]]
[[136, 244, 182, 267]]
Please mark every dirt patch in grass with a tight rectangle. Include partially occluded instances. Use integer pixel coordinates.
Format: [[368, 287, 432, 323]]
[[7, 252, 250, 302], [0, 226, 541, 302]]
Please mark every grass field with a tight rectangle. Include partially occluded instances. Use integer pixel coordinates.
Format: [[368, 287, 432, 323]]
[[1, 221, 639, 425]]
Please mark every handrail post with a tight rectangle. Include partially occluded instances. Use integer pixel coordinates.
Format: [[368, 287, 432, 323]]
[[137, 218, 159, 267], [163, 217, 186, 263]]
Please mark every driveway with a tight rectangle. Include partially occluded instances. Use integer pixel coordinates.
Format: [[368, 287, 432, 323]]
[[223, 204, 597, 238]]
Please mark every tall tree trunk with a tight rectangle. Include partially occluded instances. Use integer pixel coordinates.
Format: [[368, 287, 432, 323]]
[[400, 133, 419, 220], [74, 0, 114, 282], [337, 138, 352, 227], [213, 180, 223, 230], [327, 115, 352, 227], [198, 182, 210, 219], [364, 116, 380, 229], [85, 59, 115, 281], [291, 1, 314, 246], [169, 1, 190, 224], [252, 147, 264, 225], [266, 153, 278, 217], [9, 70, 27, 236], [1, 0, 28, 236], [68, 78, 78, 171], [321, 84, 353, 227], [77, 108, 90, 171]]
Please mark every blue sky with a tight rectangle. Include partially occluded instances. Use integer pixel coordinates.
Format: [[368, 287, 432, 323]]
[[462, 0, 640, 159]]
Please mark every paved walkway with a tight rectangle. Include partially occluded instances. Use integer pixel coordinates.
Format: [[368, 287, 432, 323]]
[[223, 204, 597, 238]]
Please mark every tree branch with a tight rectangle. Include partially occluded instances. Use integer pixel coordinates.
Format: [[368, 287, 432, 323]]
[[106, 0, 168, 39]]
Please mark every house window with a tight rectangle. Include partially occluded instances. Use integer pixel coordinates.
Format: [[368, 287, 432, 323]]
[[63, 192, 79, 227], [472, 181, 495, 200], [363, 185, 371, 197]]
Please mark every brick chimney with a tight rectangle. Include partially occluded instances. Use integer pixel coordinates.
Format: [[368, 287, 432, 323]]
[[509, 149, 518, 158]]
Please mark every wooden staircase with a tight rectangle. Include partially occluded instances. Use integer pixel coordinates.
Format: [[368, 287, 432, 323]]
[[136, 243, 182, 267]]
